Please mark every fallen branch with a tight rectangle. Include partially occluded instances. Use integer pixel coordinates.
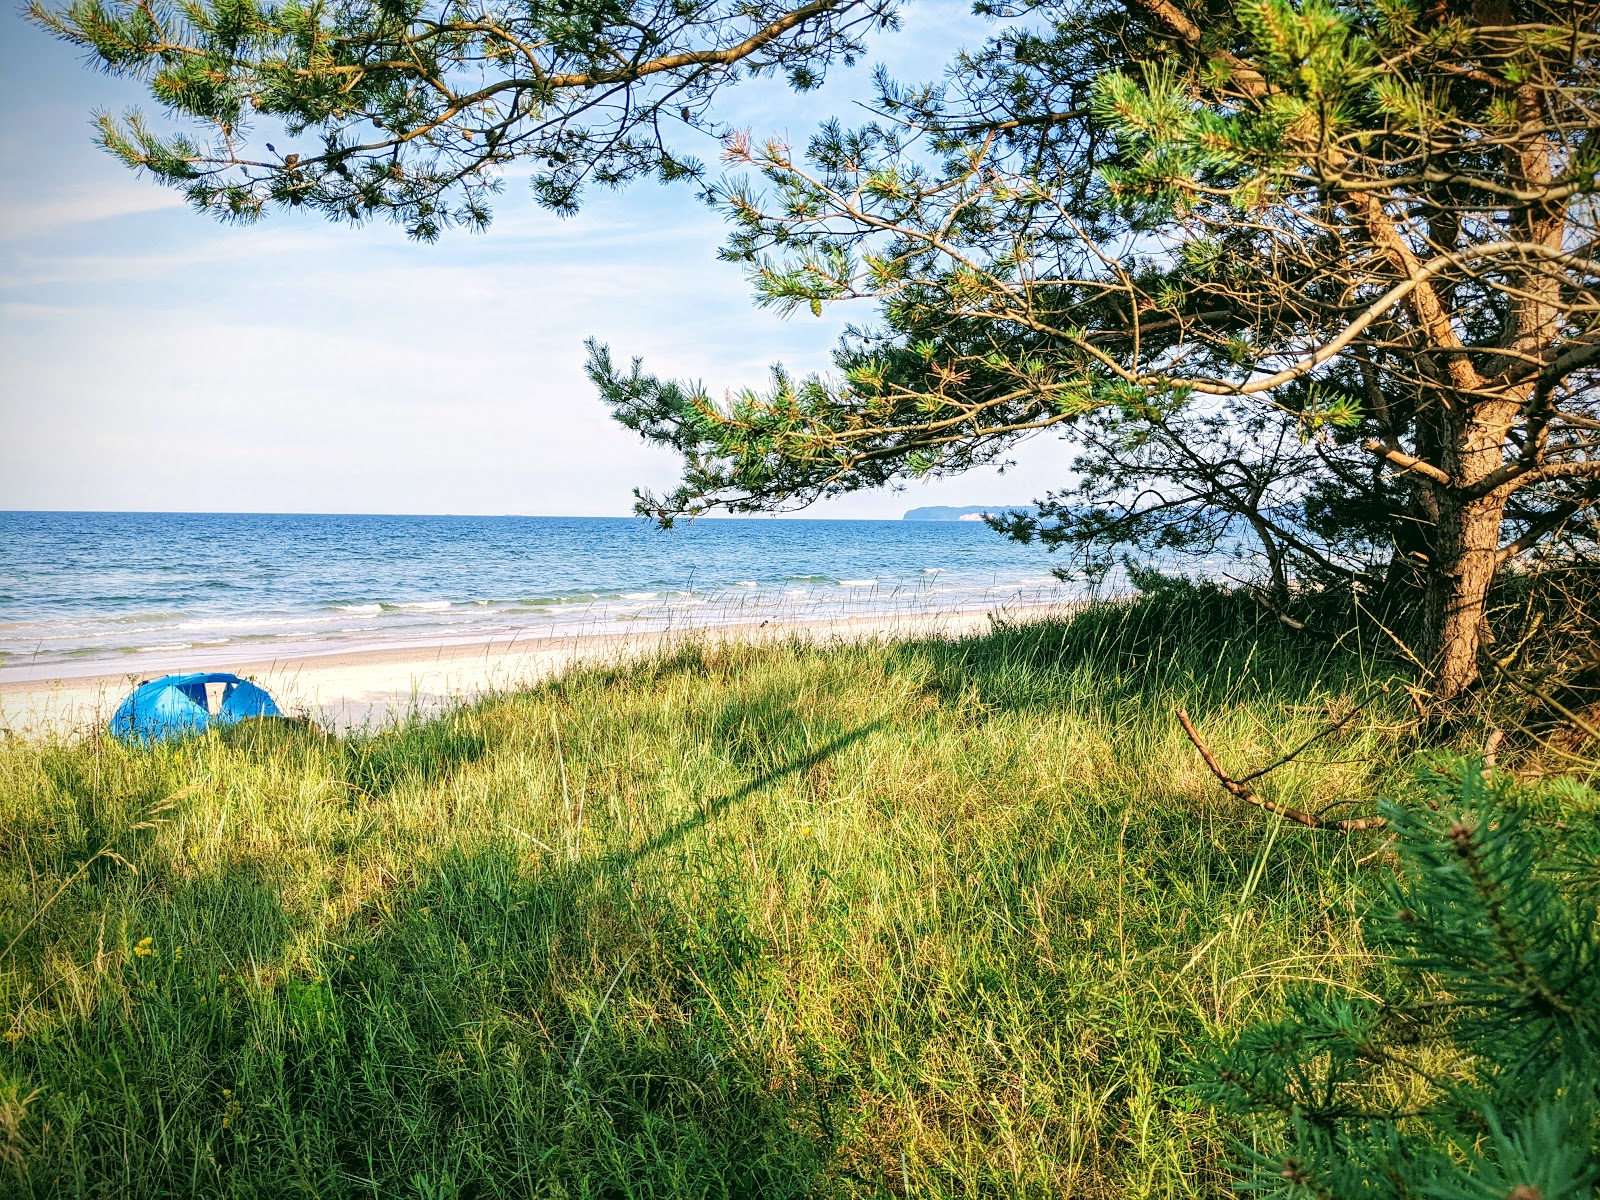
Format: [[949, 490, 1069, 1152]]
[[1176, 709, 1387, 832], [1482, 654, 1600, 759], [1250, 588, 1307, 631], [1482, 727, 1504, 771], [1236, 691, 1382, 784]]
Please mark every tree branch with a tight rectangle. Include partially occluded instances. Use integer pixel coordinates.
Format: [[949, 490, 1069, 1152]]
[[1176, 710, 1387, 832], [543, 0, 861, 88], [1363, 440, 1452, 485]]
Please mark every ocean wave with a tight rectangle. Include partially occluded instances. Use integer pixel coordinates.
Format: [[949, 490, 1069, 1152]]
[[3, 513, 1092, 670], [0, 628, 116, 642], [49, 645, 142, 660], [179, 614, 354, 631], [331, 599, 458, 613]]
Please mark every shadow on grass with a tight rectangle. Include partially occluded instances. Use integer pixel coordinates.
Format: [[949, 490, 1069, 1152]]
[[7, 861, 844, 1198], [6, 720, 885, 1199], [610, 714, 884, 874], [340, 715, 493, 799], [889, 586, 1375, 716]]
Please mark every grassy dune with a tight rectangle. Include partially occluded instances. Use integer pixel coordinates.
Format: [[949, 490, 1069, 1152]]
[[1, 591, 1416, 1198]]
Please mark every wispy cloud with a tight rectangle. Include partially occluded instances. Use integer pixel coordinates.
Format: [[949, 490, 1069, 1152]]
[[0, 181, 186, 239]]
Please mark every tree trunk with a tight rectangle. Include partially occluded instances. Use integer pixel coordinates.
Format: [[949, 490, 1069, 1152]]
[[1418, 82, 1570, 704], [1246, 514, 1289, 597], [1424, 488, 1507, 702]]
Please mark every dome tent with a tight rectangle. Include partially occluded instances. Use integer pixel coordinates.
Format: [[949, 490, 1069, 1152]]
[[109, 672, 281, 742]]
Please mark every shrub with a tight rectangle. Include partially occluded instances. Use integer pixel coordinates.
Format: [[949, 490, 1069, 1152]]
[[1195, 762, 1600, 1198]]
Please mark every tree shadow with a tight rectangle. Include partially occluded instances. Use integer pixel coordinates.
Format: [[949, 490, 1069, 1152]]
[[607, 714, 884, 874], [8, 718, 885, 1198], [339, 713, 493, 799], [884, 591, 1366, 717]]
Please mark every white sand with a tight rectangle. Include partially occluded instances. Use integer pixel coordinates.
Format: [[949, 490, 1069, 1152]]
[[1, 607, 1075, 738]]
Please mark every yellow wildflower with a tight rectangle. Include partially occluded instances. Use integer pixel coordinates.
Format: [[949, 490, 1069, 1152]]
[[3, 1030, 23, 1045], [134, 937, 154, 957]]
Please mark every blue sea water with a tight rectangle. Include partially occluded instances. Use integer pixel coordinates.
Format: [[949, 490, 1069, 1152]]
[[0, 512, 1080, 678]]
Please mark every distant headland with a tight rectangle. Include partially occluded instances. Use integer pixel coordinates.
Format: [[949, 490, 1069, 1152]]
[[902, 505, 1039, 521]]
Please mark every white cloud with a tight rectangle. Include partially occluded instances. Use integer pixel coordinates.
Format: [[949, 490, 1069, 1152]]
[[0, 0, 1077, 520], [0, 180, 186, 239]]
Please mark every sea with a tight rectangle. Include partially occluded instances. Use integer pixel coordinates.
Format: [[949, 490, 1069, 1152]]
[[0, 511, 1085, 680]]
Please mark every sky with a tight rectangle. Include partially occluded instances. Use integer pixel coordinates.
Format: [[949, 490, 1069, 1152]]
[[0, 0, 1078, 518]]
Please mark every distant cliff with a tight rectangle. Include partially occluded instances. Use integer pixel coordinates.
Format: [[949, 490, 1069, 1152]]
[[902, 505, 1038, 521]]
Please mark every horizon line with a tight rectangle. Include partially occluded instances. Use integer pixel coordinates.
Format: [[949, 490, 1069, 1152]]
[[0, 508, 972, 521]]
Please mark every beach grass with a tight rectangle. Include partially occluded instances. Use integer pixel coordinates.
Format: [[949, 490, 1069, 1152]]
[[0, 589, 1418, 1197]]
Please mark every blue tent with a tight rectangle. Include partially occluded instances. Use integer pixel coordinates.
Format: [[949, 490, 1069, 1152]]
[[109, 672, 281, 742]]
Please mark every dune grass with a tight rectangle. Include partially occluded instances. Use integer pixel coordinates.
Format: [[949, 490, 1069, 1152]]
[[0, 590, 1419, 1198]]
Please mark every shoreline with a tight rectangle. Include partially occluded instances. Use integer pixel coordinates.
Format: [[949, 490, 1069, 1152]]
[[0, 603, 1082, 737]]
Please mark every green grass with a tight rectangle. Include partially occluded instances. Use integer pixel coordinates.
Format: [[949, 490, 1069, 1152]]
[[1, 591, 1417, 1198]]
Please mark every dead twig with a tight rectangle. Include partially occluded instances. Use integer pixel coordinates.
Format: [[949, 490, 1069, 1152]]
[[1482, 727, 1504, 771], [1484, 655, 1600, 751], [1236, 690, 1384, 784], [1250, 588, 1308, 631], [1177, 709, 1387, 831]]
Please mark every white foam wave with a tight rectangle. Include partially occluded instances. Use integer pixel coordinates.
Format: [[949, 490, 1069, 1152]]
[[180, 614, 351, 631], [839, 579, 878, 587]]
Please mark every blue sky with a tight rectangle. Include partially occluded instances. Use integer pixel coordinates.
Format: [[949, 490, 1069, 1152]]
[[0, 0, 1077, 517]]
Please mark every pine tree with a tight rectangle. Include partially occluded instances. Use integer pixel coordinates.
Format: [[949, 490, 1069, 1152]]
[[1192, 763, 1600, 1198], [589, 0, 1600, 699], [27, 0, 896, 236]]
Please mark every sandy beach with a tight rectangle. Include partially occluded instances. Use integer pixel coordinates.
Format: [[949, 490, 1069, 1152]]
[[0, 606, 1075, 738]]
